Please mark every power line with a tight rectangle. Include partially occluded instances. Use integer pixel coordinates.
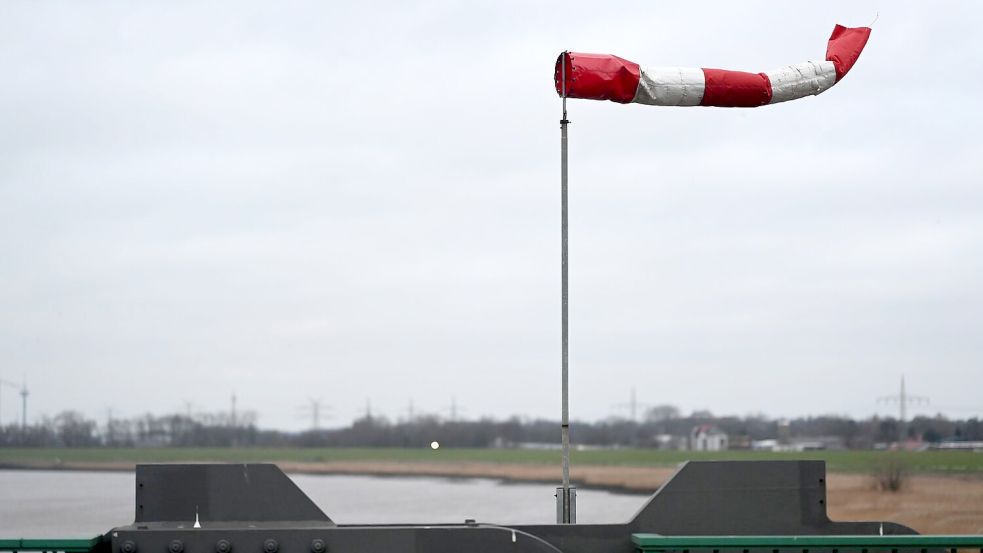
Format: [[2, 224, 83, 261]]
[[877, 375, 929, 443], [298, 398, 330, 430], [182, 400, 196, 420], [403, 398, 415, 423], [444, 396, 467, 422], [613, 387, 651, 422]]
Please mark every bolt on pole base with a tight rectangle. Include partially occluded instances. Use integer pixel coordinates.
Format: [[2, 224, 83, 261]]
[[555, 486, 577, 524]]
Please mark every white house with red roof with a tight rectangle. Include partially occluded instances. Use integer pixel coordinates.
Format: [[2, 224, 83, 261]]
[[690, 424, 729, 451]]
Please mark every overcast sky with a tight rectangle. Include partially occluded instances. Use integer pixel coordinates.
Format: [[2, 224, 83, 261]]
[[1, 1, 981, 431]]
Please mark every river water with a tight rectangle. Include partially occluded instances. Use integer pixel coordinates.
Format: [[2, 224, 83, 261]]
[[0, 470, 648, 537]]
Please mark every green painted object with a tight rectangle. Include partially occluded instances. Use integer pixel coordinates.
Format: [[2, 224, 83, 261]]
[[0, 537, 101, 553], [633, 534, 983, 551]]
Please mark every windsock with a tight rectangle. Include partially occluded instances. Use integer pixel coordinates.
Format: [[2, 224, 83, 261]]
[[554, 25, 870, 108]]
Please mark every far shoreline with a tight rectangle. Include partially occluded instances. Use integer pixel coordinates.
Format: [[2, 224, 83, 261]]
[[0, 459, 667, 494]]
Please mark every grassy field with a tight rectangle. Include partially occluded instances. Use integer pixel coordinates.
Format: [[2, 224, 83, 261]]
[[0, 447, 981, 474]]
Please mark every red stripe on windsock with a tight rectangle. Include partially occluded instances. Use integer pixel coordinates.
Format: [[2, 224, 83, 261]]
[[699, 69, 772, 107], [826, 25, 871, 81], [554, 52, 640, 103]]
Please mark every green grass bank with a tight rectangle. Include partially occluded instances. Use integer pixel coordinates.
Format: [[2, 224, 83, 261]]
[[0, 447, 981, 474]]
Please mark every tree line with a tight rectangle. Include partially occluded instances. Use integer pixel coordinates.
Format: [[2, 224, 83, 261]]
[[1, 406, 981, 449]]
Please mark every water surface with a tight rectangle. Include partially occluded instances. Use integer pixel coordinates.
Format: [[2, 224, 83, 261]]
[[0, 470, 647, 537]]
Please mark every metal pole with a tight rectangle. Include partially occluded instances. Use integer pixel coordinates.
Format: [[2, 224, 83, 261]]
[[20, 384, 28, 434], [557, 50, 575, 524], [899, 376, 906, 444]]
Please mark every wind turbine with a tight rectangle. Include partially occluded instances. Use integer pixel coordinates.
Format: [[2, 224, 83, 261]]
[[19, 377, 29, 432]]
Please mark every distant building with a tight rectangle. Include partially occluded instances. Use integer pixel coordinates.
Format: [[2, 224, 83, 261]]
[[777, 419, 791, 445], [752, 436, 846, 452], [729, 433, 752, 450], [690, 424, 728, 451], [930, 440, 983, 451], [751, 438, 779, 451], [653, 433, 688, 450]]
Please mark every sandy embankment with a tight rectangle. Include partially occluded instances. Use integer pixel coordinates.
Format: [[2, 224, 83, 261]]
[[5, 460, 983, 534], [825, 472, 983, 535]]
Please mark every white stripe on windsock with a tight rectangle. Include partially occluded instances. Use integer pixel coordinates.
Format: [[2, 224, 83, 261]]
[[632, 66, 705, 106], [764, 61, 837, 104], [630, 61, 837, 107]]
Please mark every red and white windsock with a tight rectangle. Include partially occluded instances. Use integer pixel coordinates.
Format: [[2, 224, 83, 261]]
[[554, 25, 870, 108]]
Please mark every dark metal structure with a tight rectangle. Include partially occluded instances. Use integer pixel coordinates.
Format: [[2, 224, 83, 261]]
[[4, 460, 983, 553], [12, 460, 980, 553]]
